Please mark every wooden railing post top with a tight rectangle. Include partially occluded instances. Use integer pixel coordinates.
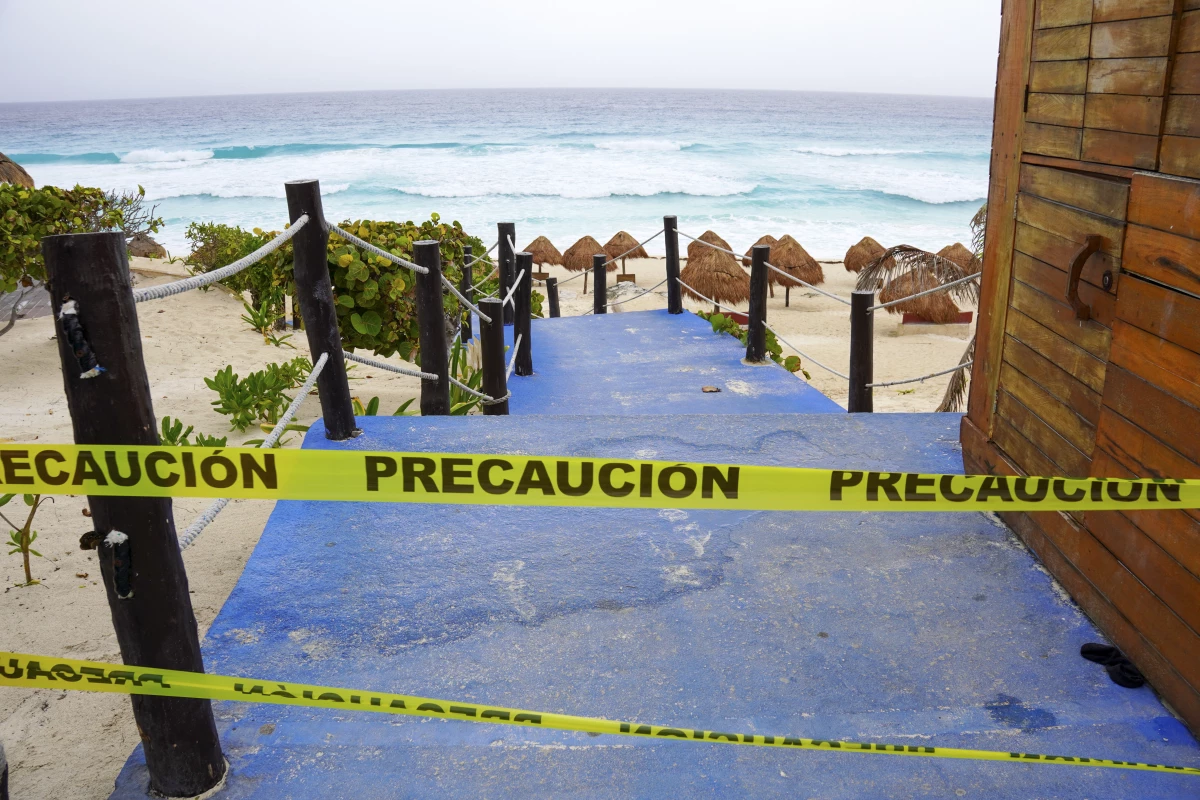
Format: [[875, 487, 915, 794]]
[[414, 239, 440, 248], [284, 179, 320, 186], [752, 244, 770, 257]]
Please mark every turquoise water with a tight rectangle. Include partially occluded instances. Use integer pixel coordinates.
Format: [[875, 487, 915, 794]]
[[1, 89, 991, 257]]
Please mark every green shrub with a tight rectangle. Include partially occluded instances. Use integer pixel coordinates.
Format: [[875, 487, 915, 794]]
[[698, 311, 809, 378], [185, 222, 290, 317], [204, 357, 313, 433], [0, 184, 134, 293]]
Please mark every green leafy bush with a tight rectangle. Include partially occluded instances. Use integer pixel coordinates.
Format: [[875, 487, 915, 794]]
[[1, 492, 51, 586], [204, 357, 313, 432], [0, 184, 137, 293], [698, 311, 810, 378], [158, 416, 228, 447], [185, 222, 291, 317]]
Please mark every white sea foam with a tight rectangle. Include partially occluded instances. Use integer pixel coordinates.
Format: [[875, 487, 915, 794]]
[[120, 148, 215, 164], [594, 139, 691, 152], [791, 146, 928, 157]]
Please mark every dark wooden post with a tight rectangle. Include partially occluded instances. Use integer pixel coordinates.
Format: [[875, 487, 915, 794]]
[[498, 222, 515, 325], [546, 276, 561, 318], [460, 245, 474, 342], [514, 252, 533, 376], [479, 297, 509, 415], [848, 290, 874, 413], [664, 215, 682, 314], [593, 253, 607, 315], [286, 180, 358, 440], [41, 232, 225, 798], [747, 244, 770, 362], [414, 240, 450, 415]]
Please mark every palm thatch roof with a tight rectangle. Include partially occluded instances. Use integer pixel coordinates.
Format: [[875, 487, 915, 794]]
[[937, 242, 979, 272], [562, 235, 608, 272], [686, 230, 732, 261], [765, 235, 823, 287], [844, 236, 888, 273], [878, 269, 963, 323], [679, 248, 750, 306], [856, 245, 981, 308], [741, 234, 778, 267], [0, 153, 33, 188], [523, 236, 563, 266], [604, 231, 648, 262]]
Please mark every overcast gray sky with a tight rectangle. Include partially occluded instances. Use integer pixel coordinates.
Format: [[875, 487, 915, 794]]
[[0, 0, 1001, 103]]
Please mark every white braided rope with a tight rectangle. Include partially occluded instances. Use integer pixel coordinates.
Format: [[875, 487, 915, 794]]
[[343, 350, 438, 381], [442, 274, 492, 323], [764, 261, 853, 306], [606, 277, 668, 307], [507, 333, 523, 380], [179, 351, 328, 550], [556, 269, 587, 284], [449, 374, 510, 406], [868, 360, 974, 388], [601, 228, 665, 267], [133, 216, 308, 303], [328, 223, 428, 274], [675, 277, 745, 315], [502, 268, 526, 308], [464, 241, 498, 270], [870, 272, 982, 311], [469, 267, 500, 292], [763, 323, 850, 381]]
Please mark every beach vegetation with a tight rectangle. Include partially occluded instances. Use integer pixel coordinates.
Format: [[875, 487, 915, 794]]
[[240, 298, 294, 348], [158, 415, 228, 447], [699, 311, 808, 378], [204, 356, 313, 433], [353, 397, 418, 416], [2, 492, 52, 586]]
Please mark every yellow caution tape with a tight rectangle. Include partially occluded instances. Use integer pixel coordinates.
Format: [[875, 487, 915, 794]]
[[1, 651, 1196, 776], [1, 444, 1196, 512]]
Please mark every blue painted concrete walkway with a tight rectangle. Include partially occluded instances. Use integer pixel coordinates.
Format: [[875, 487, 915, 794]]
[[503, 309, 842, 414], [112, 414, 1200, 798]]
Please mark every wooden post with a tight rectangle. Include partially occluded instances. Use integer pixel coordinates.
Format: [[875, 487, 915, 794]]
[[479, 297, 509, 415], [286, 180, 358, 440], [460, 245, 474, 342], [414, 240, 450, 415], [664, 215, 682, 314], [848, 290, 874, 413], [546, 276, 561, 318], [41, 232, 225, 798], [747, 244, 770, 362], [593, 253, 607, 315], [498, 222, 515, 325], [514, 251, 533, 376], [785, 286, 790, 308]]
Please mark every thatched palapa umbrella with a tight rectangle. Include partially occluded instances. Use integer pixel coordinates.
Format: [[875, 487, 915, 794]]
[[878, 270, 962, 324], [858, 244, 979, 325], [844, 236, 888, 273], [679, 248, 750, 314], [604, 231, 648, 277], [524, 236, 563, 267], [767, 235, 823, 307], [563, 235, 607, 294], [741, 235, 778, 267], [686, 230, 732, 262], [937, 242, 979, 271], [0, 152, 34, 188]]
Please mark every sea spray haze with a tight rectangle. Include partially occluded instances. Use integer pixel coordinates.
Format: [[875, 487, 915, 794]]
[[1, 89, 992, 256]]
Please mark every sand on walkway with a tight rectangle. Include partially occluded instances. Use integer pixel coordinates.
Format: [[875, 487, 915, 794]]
[[0, 254, 973, 797]]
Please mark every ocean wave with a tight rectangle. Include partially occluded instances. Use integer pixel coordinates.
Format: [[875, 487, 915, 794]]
[[10, 152, 121, 165], [593, 139, 692, 152], [792, 145, 930, 157], [120, 148, 215, 164]]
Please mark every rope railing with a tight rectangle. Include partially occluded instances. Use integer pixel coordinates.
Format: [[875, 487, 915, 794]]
[[133, 215, 309, 303], [469, 266, 500, 291], [442, 274, 493, 323], [179, 351, 328, 550], [763, 322, 850, 381], [507, 333, 523, 380], [584, 278, 670, 314], [867, 360, 974, 389], [870, 272, 982, 312], [675, 277, 745, 316], [344, 350, 438, 381], [556, 269, 588, 285], [449, 375, 510, 406], [502, 268, 526, 308], [328, 222, 428, 274], [464, 241, 498, 270], [601, 229, 665, 267]]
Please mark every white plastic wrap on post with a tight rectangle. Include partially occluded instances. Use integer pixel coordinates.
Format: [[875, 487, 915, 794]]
[[132, 215, 308, 303]]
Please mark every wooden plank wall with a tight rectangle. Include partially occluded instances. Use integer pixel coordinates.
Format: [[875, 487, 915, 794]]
[[1162, 0, 1200, 174]]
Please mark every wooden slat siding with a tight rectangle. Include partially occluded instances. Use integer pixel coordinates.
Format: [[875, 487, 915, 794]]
[[1086, 505, 1200, 635], [1087, 57, 1170, 94], [1014, 221, 1122, 290], [1006, 308, 1109, 392], [966, 0, 1037, 438], [1017, 162, 1131, 216], [1180, 10, 1200, 50], [1089, 451, 1200, 580], [1111, 318, 1200, 406], [1013, 252, 1118, 326], [1035, 0, 1091, 28], [992, 411, 1067, 478], [1104, 365, 1200, 463], [1081, 128, 1161, 167], [1031, 59, 1089, 92], [962, 416, 1200, 734], [1033, 24, 1092, 59], [1160, 135, 1200, 177], [1128, 171, 1200, 236], [1020, 151, 1139, 177], [1001, 360, 1098, 454], [1015, 193, 1126, 255], [1011, 280, 1114, 357], [1165, 94, 1200, 134], [1027, 93, 1086, 126], [1122, 223, 1200, 295], [1098, 398, 1200, 479], [1115, 273, 1200, 353], [1003, 334, 1103, 424], [1024, 123, 1084, 158], [1094, 0, 1176, 22], [1083, 94, 1165, 134], [997, 389, 1094, 474], [1091, 16, 1174, 58], [1172, 51, 1200, 92]]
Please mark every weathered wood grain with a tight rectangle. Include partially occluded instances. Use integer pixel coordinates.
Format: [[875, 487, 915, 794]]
[[1011, 278, 1114, 356], [1160, 135, 1200, 179], [1005, 307, 1110, 392], [1036, 0, 1091, 28], [1096, 396, 1200, 479], [1033, 24, 1092, 60], [1111, 318, 1200, 407], [1171, 51, 1200, 93], [1093, 0, 1175, 22], [1014, 221, 1122, 289], [1018, 162, 1131, 217], [1091, 16, 1174, 58], [1024, 123, 1085, 158], [1001, 360, 1099, 454], [1027, 93, 1086, 126], [1020, 152, 1138, 177], [1165, 94, 1200, 135], [1081, 128, 1160, 168], [1032, 59, 1090, 92], [1083, 93, 1164, 134], [998, 389, 1094, 475], [1179, 9, 1200, 51], [1087, 57, 1169, 94], [1013, 251, 1117, 326], [1104, 365, 1200, 464], [1115, 272, 1200, 354], [1122, 223, 1200, 296], [1129, 171, 1200, 236], [1003, 333, 1104, 423], [1016, 192, 1126, 255]]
